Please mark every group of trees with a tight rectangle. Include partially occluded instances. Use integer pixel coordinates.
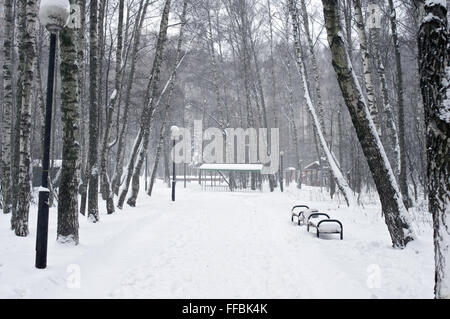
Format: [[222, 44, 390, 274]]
[[0, 0, 448, 298]]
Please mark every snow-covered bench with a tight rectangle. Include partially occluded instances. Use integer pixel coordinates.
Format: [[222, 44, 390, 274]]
[[297, 208, 320, 226], [291, 205, 310, 224], [306, 213, 343, 240]]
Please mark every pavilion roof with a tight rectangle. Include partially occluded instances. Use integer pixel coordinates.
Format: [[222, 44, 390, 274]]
[[199, 163, 264, 172]]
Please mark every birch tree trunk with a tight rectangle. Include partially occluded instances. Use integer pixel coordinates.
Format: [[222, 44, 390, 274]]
[[1, 0, 14, 215], [267, 0, 276, 123], [35, 27, 46, 161], [147, 0, 188, 198], [283, 30, 301, 189], [112, 0, 149, 196], [370, 13, 400, 179], [88, 0, 99, 222], [354, 0, 379, 132], [58, 0, 80, 244], [206, 6, 225, 126], [239, 4, 257, 191], [12, 0, 26, 230], [99, 0, 124, 214], [387, 0, 411, 208], [97, 0, 105, 140], [77, 0, 88, 216], [248, 22, 276, 192], [148, 109, 169, 197], [285, 74, 301, 188], [298, 0, 326, 133], [291, 3, 322, 178], [418, 0, 450, 299], [127, 0, 179, 206], [321, 0, 415, 248], [267, 0, 279, 189], [342, 0, 353, 60], [289, 0, 355, 207], [118, 0, 172, 208], [15, 0, 37, 236]]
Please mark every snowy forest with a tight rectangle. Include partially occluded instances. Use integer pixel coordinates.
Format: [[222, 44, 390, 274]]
[[0, 0, 449, 299]]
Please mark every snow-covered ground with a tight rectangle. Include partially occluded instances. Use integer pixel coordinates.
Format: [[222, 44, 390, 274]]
[[0, 181, 434, 298]]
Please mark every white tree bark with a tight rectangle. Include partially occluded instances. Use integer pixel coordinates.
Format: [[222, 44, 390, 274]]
[[354, 0, 379, 133]]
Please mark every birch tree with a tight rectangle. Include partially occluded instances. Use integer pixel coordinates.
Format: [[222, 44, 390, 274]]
[[58, 0, 80, 244], [77, 0, 88, 216], [288, 0, 355, 207], [387, 0, 411, 208], [298, 0, 326, 133], [148, 0, 188, 197], [370, 0, 400, 177], [15, 0, 37, 236], [111, 0, 149, 196], [126, 0, 175, 206], [88, 0, 99, 222], [99, 0, 124, 214], [206, 3, 225, 128], [321, 0, 415, 248], [353, 0, 379, 132], [247, 17, 276, 192], [12, 0, 25, 230], [418, 0, 450, 299], [118, 0, 172, 208], [281, 13, 301, 189], [1, 0, 14, 215]]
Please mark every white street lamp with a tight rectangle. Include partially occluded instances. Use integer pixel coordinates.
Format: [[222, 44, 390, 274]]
[[35, 0, 71, 269], [39, 0, 71, 32], [171, 125, 179, 135]]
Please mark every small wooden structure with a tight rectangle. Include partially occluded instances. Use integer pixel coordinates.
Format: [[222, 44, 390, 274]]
[[302, 161, 321, 186], [198, 163, 264, 191]]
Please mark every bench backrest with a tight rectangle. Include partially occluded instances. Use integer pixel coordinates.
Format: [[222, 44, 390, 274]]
[[291, 205, 309, 213], [303, 209, 319, 220], [308, 213, 331, 226]]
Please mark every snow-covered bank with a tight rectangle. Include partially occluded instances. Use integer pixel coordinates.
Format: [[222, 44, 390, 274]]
[[0, 181, 434, 298]]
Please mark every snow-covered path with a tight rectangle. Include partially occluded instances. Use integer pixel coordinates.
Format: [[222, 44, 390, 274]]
[[0, 182, 434, 298]]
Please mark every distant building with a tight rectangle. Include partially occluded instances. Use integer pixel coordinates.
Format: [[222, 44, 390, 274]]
[[302, 160, 332, 187], [302, 161, 321, 186]]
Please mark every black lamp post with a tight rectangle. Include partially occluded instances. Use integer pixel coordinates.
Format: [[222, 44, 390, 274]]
[[280, 151, 284, 192], [35, 0, 71, 269], [171, 126, 179, 202]]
